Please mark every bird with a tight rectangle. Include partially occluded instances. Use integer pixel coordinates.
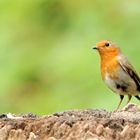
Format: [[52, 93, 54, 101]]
[[93, 40, 140, 110]]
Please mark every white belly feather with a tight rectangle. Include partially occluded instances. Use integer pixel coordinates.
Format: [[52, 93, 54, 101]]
[[104, 71, 138, 95]]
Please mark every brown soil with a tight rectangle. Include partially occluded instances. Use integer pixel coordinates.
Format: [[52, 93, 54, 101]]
[[0, 103, 140, 140]]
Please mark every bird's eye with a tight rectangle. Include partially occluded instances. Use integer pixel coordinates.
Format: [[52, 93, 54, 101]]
[[105, 42, 110, 47]]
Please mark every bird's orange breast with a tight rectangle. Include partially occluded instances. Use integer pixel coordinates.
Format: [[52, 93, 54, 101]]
[[101, 54, 120, 80]]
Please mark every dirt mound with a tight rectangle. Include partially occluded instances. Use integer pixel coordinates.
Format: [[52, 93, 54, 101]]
[[0, 103, 140, 140]]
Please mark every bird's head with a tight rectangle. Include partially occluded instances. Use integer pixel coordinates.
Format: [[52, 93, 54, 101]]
[[93, 40, 120, 57]]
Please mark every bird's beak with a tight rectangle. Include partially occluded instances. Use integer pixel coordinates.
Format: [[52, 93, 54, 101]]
[[93, 46, 98, 50]]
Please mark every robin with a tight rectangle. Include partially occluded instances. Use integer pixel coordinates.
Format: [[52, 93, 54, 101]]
[[93, 40, 140, 110]]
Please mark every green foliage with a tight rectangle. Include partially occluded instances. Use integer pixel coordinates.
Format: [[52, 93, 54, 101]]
[[0, 0, 140, 114]]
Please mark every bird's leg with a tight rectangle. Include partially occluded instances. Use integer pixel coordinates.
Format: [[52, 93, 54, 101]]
[[126, 95, 132, 104], [115, 95, 124, 111], [135, 95, 140, 101]]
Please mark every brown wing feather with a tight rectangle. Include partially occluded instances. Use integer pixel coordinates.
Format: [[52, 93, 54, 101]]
[[119, 54, 140, 92]]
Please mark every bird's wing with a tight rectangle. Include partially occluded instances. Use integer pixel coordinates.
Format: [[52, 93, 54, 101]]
[[118, 54, 140, 91]]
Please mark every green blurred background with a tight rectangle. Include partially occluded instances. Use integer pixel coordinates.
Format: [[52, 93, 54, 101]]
[[0, 0, 140, 115]]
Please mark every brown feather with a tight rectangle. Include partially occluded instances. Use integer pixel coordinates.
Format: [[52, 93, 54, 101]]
[[119, 54, 140, 92]]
